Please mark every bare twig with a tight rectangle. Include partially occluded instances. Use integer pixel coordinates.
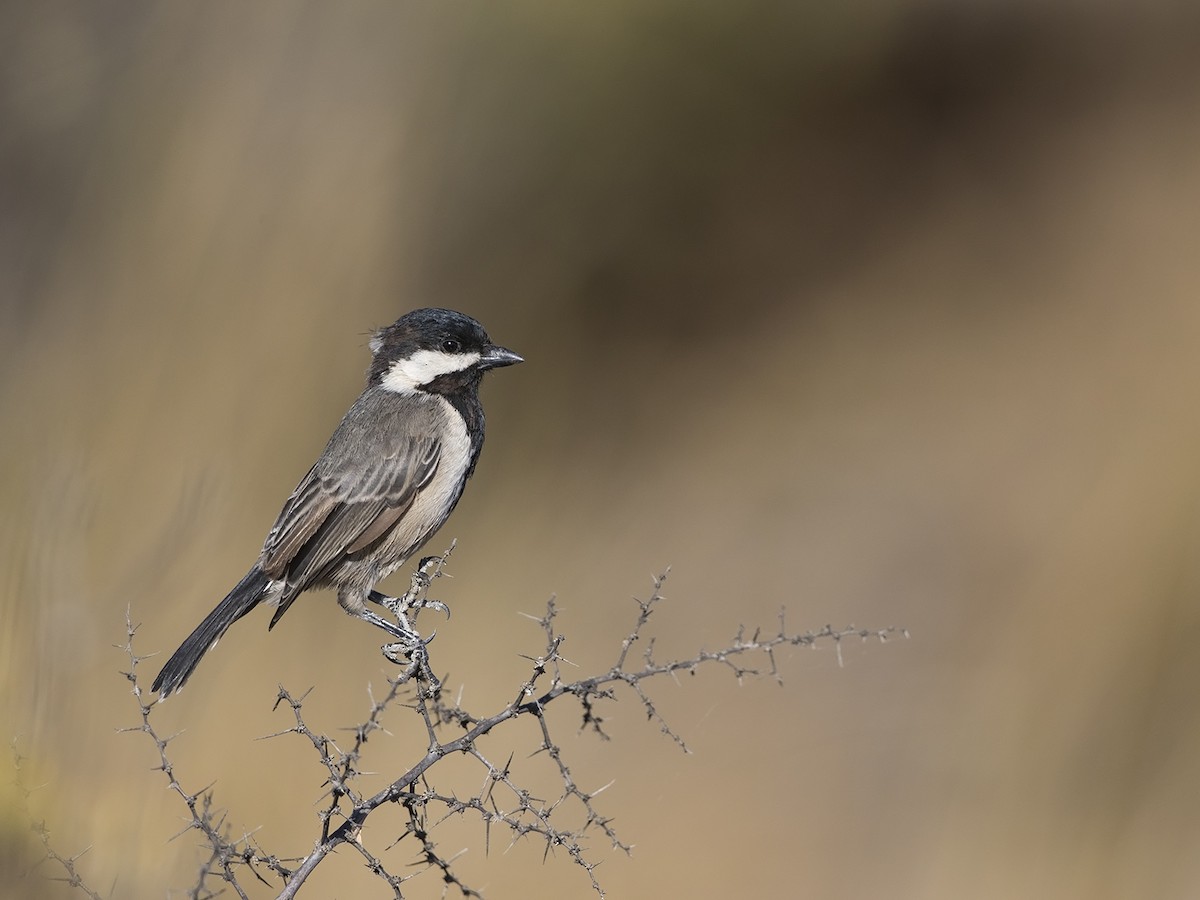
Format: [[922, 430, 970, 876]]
[[12, 739, 106, 900], [25, 556, 903, 899]]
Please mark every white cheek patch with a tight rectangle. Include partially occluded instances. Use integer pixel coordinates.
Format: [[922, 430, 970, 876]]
[[381, 348, 482, 393]]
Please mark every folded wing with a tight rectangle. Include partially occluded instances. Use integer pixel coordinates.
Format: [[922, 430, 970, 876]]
[[259, 431, 441, 626]]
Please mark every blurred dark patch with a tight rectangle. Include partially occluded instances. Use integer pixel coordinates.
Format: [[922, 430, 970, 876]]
[[0, 5, 145, 336], [873, 6, 1038, 134], [392, 4, 1200, 357]]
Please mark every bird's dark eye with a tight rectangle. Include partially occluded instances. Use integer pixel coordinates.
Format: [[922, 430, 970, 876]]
[[441, 339, 462, 353]]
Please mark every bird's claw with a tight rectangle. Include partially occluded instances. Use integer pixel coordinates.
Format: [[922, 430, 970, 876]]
[[382, 636, 442, 692], [421, 598, 451, 619], [379, 593, 450, 620]]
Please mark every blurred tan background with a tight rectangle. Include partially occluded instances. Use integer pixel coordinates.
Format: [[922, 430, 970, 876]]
[[4, 1, 1200, 897]]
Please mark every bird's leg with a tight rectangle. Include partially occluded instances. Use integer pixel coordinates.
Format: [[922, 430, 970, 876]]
[[365, 552, 453, 692], [340, 592, 441, 690], [344, 604, 418, 642], [368, 555, 452, 626]]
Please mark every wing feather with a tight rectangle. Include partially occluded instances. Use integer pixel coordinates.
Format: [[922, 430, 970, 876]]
[[258, 396, 444, 606], [260, 467, 335, 578]]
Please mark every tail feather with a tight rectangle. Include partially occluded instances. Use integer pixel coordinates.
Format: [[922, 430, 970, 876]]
[[151, 567, 270, 698]]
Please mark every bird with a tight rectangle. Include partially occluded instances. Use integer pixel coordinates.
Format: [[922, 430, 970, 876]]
[[151, 307, 522, 698]]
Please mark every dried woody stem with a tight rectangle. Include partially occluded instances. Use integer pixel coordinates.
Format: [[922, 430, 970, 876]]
[[12, 740, 106, 900], [103, 559, 902, 899]]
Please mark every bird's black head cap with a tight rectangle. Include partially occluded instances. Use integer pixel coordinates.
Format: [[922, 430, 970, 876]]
[[368, 308, 522, 393]]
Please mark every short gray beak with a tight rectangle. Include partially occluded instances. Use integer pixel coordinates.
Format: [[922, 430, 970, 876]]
[[480, 345, 524, 369]]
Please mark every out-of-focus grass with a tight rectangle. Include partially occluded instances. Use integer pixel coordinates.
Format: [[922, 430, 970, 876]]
[[4, 3, 1200, 898]]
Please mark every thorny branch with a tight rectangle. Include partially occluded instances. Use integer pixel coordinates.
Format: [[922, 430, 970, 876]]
[[12, 741, 105, 900], [29, 562, 904, 898]]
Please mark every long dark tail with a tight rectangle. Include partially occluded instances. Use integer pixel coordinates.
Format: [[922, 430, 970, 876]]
[[151, 566, 270, 698]]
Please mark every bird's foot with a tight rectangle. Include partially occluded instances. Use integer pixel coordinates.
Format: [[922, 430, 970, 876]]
[[370, 592, 449, 636], [384, 593, 450, 619], [369, 550, 454, 693], [369, 556, 453, 627], [382, 633, 442, 693]]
